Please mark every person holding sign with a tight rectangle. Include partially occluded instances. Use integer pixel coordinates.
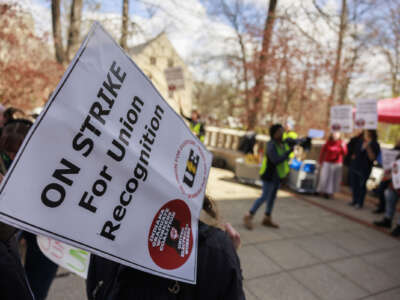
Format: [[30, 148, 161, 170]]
[[373, 156, 400, 237], [348, 130, 381, 209], [372, 141, 400, 214], [243, 124, 293, 229], [317, 132, 347, 199], [179, 103, 205, 143], [86, 196, 245, 300], [0, 118, 35, 300]]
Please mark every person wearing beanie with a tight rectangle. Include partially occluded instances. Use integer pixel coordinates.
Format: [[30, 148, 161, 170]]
[[243, 124, 293, 229]]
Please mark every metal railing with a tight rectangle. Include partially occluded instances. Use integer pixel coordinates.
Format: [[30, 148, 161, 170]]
[[204, 126, 268, 153]]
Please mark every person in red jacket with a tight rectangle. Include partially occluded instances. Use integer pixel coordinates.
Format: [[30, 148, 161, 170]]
[[317, 132, 347, 199]]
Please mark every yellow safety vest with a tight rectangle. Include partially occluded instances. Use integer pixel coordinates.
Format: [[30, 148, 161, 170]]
[[283, 131, 298, 159], [259, 141, 290, 179], [190, 122, 205, 143]]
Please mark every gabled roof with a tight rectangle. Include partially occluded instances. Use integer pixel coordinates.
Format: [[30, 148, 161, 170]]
[[127, 31, 166, 56]]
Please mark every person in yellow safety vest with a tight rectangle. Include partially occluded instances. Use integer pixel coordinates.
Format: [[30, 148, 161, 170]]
[[283, 120, 298, 159], [181, 109, 205, 143], [243, 124, 293, 230], [283, 120, 298, 141]]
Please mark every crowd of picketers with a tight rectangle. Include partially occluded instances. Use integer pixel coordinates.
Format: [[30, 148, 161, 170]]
[[242, 121, 400, 237], [315, 129, 400, 236]]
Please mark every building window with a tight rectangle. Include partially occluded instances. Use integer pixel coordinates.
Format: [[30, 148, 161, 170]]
[[150, 57, 156, 65], [168, 59, 174, 67]]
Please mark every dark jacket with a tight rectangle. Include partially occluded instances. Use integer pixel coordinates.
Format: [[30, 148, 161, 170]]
[[344, 134, 362, 167], [350, 139, 381, 179], [0, 151, 34, 300], [0, 235, 34, 300], [87, 221, 245, 300]]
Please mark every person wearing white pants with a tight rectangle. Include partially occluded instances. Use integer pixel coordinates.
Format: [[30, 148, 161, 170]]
[[317, 132, 347, 199]]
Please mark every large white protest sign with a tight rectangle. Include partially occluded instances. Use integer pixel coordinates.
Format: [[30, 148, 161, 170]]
[[330, 105, 353, 133], [355, 99, 378, 129], [37, 236, 90, 279], [392, 160, 400, 189], [381, 149, 400, 171], [0, 23, 212, 284]]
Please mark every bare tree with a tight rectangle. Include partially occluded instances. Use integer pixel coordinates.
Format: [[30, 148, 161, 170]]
[[120, 0, 130, 50], [51, 0, 83, 64], [375, 0, 400, 97], [67, 0, 83, 61], [310, 0, 378, 122], [248, 0, 278, 129], [51, 0, 65, 63]]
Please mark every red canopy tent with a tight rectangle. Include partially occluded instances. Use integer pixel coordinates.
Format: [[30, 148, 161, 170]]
[[378, 97, 400, 124]]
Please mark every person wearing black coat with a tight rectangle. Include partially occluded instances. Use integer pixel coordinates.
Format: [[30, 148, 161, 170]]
[[86, 197, 245, 300], [0, 118, 35, 300], [0, 233, 35, 300]]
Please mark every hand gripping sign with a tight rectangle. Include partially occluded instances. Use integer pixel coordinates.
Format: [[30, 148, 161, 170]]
[[0, 23, 212, 284]]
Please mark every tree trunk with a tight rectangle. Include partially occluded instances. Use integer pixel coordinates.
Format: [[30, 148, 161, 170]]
[[248, 0, 278, 129], [51, 0, 65, 64], [120, 0, 130, 50], [338, 46, 359, 104], [296, 68, 310, 127], [66, 0, 83, 61], [326, 0, 347, 122]]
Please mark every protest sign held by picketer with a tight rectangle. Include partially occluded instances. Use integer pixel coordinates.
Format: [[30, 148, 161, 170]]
[[330, 105, 353, 133], [37, 235, 90, 279], [0, 22, 212, 284], [355, 99, 378, 130]]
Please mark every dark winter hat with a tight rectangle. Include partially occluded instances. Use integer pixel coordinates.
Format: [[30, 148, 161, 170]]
[[269, 123, 283, 138]]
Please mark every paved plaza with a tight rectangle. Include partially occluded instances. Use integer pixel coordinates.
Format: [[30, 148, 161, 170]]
[[48, 168, 400, 300]]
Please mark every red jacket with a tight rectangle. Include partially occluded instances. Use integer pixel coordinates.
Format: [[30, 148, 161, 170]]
[[319, 139, 347, 164]]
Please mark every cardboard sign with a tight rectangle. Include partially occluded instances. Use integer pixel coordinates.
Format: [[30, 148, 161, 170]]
[[392, 160, 400, 189], [307, 129, 325, 139], [164, 67, 184, 90], [37, 236, 90, 279], [381, 149, 400, 171], [330, 105, 353, 133], [0, 23, 212, 284], [355, 99, 378, 129]]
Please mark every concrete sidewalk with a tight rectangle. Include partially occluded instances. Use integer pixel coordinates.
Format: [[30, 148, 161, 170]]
[[209, 168, 400, 300], [47, 167, 400, 300]]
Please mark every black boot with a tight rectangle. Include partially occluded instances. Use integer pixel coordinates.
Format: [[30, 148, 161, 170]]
[[391, 225, 400, 237], [373, 218, 392, 229], [372, 208, 385, 214]]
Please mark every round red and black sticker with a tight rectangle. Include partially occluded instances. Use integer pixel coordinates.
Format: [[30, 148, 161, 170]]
[[393, 163, 399, 175], [331, 123, 341, 131], [355, 119, 365, 127], [148, 199, 193, 270]]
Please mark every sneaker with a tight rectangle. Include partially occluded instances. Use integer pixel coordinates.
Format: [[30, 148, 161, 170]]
[[243, 213, 254, 230], [262, 216, 279, 228], [355, 204, 363, 209], [348, 202, 356, 206], [391, 225, 400, 237], [373, 218, 392, 229]]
